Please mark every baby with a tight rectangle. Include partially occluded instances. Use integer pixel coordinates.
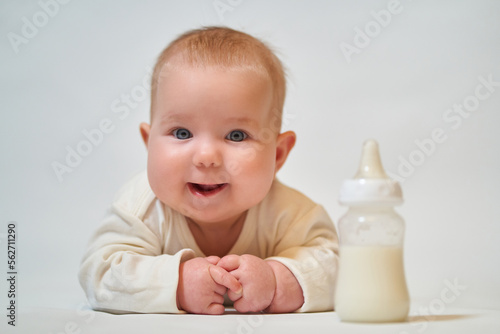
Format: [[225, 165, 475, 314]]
[[79, 27, 338, 315]]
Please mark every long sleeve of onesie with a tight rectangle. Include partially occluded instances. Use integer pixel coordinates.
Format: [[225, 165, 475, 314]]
[[78, 173, 195, 314]]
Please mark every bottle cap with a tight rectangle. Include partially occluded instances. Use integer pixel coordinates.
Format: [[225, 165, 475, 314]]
[[339, 139, 403, 206]]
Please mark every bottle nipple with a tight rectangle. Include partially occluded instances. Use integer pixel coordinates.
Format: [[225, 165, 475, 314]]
[[353, 139, 388, 179], [339, 139, 403, 205]]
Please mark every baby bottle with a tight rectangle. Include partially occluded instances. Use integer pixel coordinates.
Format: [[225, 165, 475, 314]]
[[334, 139, 410, 323]]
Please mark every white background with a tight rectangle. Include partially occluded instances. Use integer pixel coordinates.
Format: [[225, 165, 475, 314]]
[[1, 0, 499, 316]]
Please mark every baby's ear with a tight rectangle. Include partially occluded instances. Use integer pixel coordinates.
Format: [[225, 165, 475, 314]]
[[139, 123, 151, 148], [275, 131, 296, 173]]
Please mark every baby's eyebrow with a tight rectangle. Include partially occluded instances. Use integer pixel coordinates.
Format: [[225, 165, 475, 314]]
[[161, 113, 259, 127], [225, 116, 259, 127], [159, 113, 191, 125]]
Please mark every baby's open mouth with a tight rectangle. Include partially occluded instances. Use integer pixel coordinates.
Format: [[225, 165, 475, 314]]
[[188, 183, 228, 196]]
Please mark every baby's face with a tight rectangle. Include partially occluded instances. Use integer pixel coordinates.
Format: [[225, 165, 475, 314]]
[[143, 66, 279, 226]]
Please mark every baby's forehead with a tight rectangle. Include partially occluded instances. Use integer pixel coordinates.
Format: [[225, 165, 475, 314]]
[[151, 63, 281, 130], [154, 70, 279, 128], [156, 65, 273, 106], [155, 64, 274, 103], [158, 61, 271, 83]]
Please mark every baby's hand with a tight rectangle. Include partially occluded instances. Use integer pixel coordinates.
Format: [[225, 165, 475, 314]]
[[217, 254, 276, 313], [177, 256, 242, 315]]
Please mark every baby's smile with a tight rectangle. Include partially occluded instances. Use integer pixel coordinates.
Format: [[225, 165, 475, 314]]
[[188, 182, 229, 197]]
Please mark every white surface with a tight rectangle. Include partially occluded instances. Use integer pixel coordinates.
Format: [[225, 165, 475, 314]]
[[4, 306, 500, 334], [1, 0, 500, 331]]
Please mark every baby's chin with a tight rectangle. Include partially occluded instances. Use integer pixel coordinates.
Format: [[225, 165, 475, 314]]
[[184, 210, 249, 228]]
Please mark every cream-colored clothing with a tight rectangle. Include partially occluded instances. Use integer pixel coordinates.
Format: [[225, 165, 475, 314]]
[[78, 171, 339, 314]]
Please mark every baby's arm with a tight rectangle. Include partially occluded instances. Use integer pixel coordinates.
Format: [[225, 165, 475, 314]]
[[78, 208, 191, 313], [81, 218, 240, 315]]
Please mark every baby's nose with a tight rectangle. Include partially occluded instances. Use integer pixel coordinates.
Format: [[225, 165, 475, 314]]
[[192, 141, 222, 168]]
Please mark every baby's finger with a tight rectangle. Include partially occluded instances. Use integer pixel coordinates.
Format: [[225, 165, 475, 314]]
[[205, 256, 221, 265], [205, 302, 225, 315], [213, 282, 228, 296], [217, 254, 241, 272], [227, 288, 243, 302], [209, 265, 242, 295], [212, 292, 225, 305]]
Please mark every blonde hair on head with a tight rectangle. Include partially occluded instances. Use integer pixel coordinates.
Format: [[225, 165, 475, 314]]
[[150, 26, 286, 129]]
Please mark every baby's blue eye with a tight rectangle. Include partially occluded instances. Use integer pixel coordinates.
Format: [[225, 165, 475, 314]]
[[226, 130, 247, 142], [173, 128, 192, 140]]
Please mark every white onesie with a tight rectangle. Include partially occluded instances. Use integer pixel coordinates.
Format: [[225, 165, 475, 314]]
[[78, 171, 339, 313]]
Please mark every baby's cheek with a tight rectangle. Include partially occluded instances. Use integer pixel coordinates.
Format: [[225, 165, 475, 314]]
[[147, 148, 182, 202], [225, 146, 259, 177]]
